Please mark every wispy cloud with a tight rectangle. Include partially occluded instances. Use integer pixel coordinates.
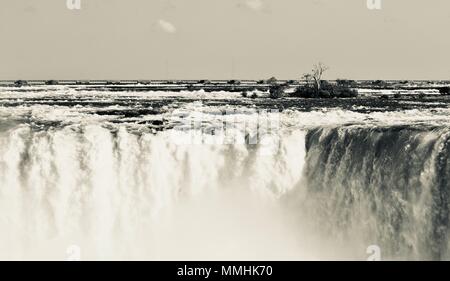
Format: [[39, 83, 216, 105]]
[[157, 19, 177, 34], [245, 0, 264, 11]]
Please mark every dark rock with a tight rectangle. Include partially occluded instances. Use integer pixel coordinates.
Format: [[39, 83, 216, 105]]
[[269, 85, 285, 99], [227, 80, 241, 85], [439, 87, 450, 95], [14, 80, 28, 87], [45, 80, 59, 85]]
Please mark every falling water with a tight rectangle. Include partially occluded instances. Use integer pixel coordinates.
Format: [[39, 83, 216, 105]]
[[0, 89, 450, 260], [289, 125, 450, 260], [0, 121, 308, 260]]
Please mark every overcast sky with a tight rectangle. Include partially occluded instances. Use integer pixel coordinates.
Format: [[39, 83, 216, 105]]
[[1, 0, 450, 80]]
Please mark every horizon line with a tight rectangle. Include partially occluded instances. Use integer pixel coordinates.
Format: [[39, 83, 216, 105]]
[[1, 79, 450, 82]]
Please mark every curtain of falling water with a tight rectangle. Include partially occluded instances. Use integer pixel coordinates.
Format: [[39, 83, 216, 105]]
[[0, 124, 306, 260], [289, 125, 450, 260], [1, 122, 450, 260]]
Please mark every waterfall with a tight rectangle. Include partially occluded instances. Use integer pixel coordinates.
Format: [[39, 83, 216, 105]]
[[0, 122, 307, 260], [1, 98, 450, 260], [291, 125, 450, 260]]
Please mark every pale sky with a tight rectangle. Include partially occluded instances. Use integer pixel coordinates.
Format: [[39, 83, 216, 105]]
[[1, 0, 450, 80]]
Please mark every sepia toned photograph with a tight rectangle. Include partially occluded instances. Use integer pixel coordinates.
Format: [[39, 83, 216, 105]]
[[0, 0, 449, 265]]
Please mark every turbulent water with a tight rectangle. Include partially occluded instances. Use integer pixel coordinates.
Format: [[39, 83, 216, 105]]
[[0, 86, 449, 260], [298, 125, 450, 260]]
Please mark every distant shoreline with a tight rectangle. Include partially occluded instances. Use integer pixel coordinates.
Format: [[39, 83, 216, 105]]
[[1, 79, 450, 92]]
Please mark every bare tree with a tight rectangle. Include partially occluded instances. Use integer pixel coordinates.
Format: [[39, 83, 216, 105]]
[[311, 62, 329, 90], [301, 63, 329, 90]]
